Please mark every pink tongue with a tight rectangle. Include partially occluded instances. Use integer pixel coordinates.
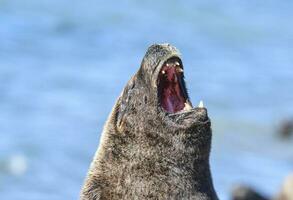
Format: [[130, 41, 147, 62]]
[[163, 91, 185, 113], [160, 66, 185, 113]]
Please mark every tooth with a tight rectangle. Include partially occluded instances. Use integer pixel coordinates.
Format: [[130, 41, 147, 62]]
[[175, 61, 180, 66], [166, 63, 170, 67], [198, 100, 204, 108], [184, 102, 192, 111], [162, 70, 165, 74]]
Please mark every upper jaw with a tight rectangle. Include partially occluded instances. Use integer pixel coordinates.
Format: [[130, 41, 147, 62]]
[[152, 53, 182, 88]]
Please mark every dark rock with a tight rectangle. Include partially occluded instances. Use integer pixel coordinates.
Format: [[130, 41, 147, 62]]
[[278, 119, 293, 138], [231, 185, 269, 200]]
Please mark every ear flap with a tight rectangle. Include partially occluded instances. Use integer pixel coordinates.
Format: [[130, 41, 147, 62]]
[[115, 97, 126, 133], [115, 76, 136, 133]]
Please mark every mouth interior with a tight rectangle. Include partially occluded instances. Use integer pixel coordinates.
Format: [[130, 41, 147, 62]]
[[158, 57, 190, 113]]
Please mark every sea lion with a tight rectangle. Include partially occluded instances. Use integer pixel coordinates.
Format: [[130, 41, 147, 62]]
[[278, 119, 293, 139], [275, 174, 293, 200], [231, 173, 293, 200], [232, 185, 269, 200], [80, 44, 218, 200]]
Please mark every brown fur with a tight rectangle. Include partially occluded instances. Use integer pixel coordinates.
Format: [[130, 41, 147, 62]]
[[80, 44, 218, 200]]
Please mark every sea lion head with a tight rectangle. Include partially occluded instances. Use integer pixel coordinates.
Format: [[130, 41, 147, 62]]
[[115, 43, 211, 158], [85, 44, 216, 200]]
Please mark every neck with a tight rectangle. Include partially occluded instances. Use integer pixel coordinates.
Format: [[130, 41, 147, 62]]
[[137, 131, 217, 199], [97, 120, 218, 200]]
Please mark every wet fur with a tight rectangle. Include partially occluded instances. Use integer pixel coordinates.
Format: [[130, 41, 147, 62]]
[[80, 44, 218, 200]]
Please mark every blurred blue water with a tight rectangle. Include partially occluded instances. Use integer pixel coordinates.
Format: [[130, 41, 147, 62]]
[[0, 0, 293, 199]]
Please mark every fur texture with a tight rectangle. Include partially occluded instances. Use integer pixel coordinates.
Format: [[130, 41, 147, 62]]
[[80, 44, 218, 200]]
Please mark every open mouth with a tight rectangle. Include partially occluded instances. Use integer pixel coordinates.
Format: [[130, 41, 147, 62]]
[[157, 57, 193, 114]]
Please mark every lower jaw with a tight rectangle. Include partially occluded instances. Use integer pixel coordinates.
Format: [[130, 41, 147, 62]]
[[162, 100, 205, 116], [161, 99, 193, 114]]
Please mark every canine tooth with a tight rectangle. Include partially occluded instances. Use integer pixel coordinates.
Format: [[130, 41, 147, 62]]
[[166, 63, 170, 67], [184, 102, 192, 111], [177, 68, 183, 73], [198, 100, 204, 108], [162, 70, 165, 74], [175, 61, 180, 66]]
